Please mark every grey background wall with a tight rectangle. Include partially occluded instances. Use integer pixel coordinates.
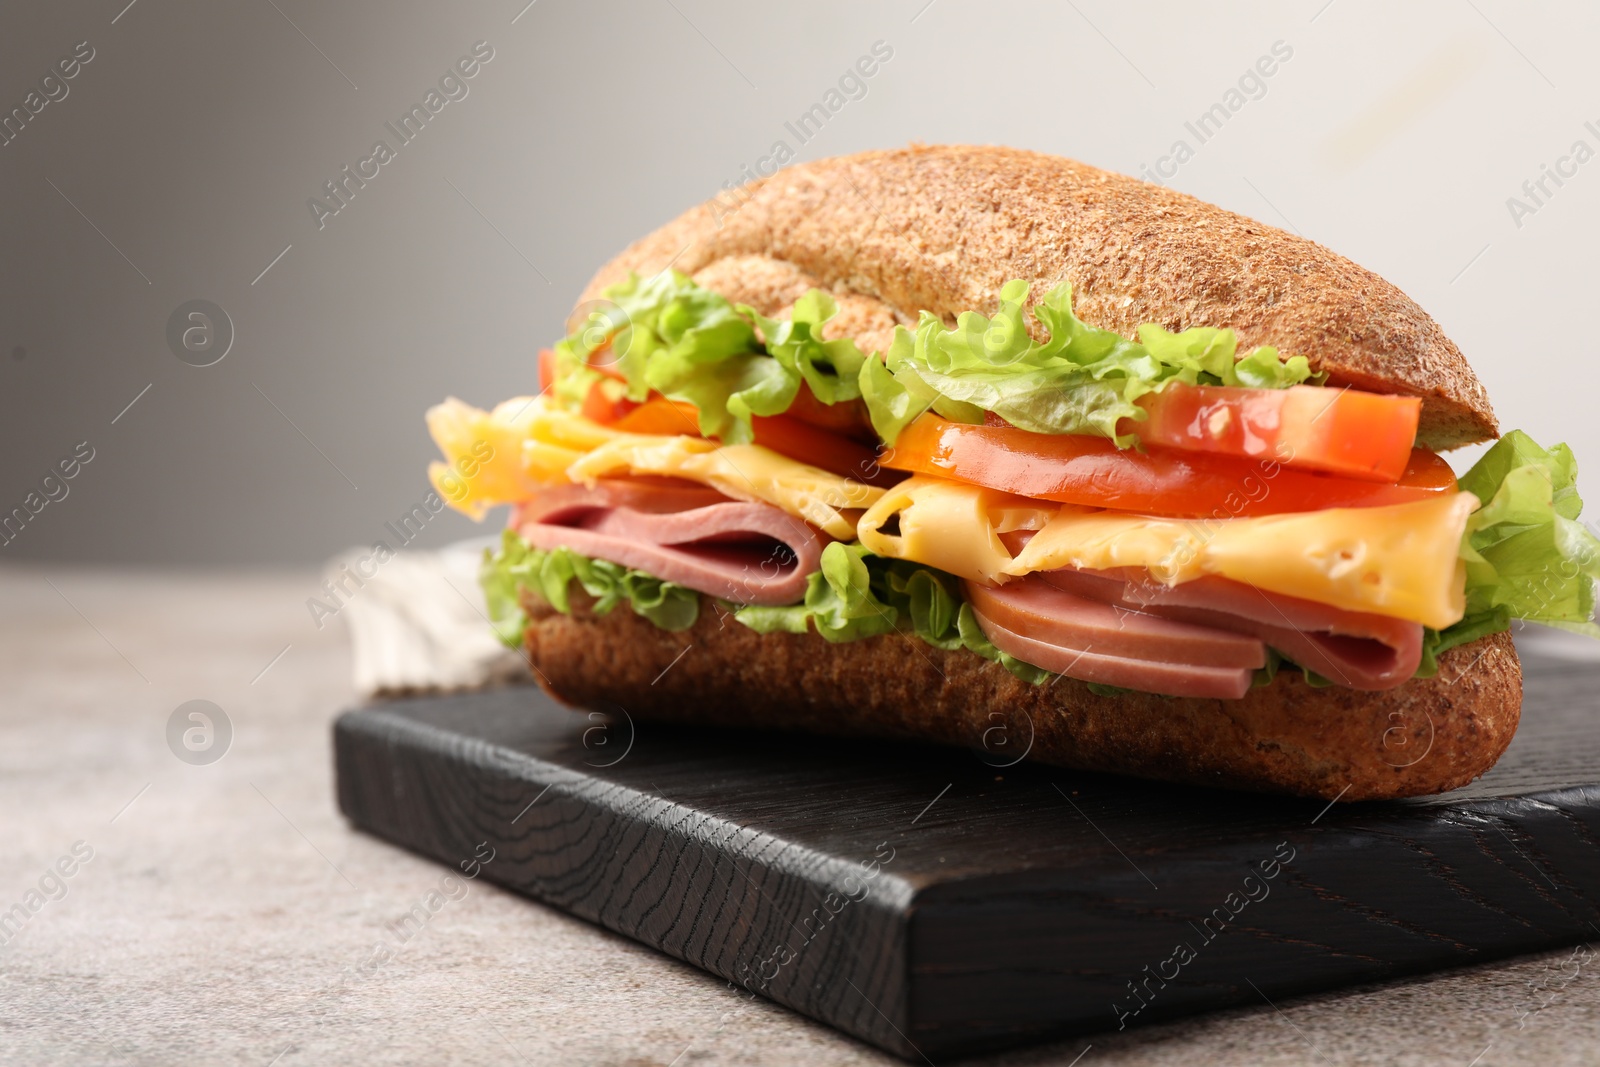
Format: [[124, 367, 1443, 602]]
[[1, 0, 1596, 565]]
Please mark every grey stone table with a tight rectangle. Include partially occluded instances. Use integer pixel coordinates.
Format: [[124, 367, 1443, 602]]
[[3, 566, 1598, 1066]]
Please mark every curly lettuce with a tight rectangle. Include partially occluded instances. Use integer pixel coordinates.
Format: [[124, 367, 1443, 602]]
[[480, 528, 699, 647], [1460, 432, 1600, 629], [551, 271, 866, 445], [859, 279, 1322, 445], [1408, 430, 1600, 673], [732, 541, 897, 643], [737, 290, 868, 406], [734, 542, 1049, 683], [553, 272, 1325, 452]]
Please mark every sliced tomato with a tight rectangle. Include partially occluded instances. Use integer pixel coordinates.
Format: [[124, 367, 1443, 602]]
[[586, 341, 625, 378], [542, 343, 625, 393], [610, 397, 895, 486], [613, 376, 870, 438], [538, 347, 557, 392], [1129, 383, 1421, 483], [783, 386, 875, 441], [883, 415, 1455, 518], [579, 379, 639, 425], [612, 396, 704, 435], [749, 414, 898, 486]]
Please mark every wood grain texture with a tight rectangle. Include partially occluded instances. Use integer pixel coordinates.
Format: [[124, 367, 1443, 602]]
[[335, 652, 1600, 1061]]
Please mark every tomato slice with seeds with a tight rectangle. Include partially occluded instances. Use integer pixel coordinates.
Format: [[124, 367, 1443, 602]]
[[883, 415, 1455, 519], [1129, 384, 1421, 483]]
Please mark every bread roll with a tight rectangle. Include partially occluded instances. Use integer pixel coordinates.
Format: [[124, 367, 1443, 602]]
[[583, 144, 1497, 448], [523, 591, 1520, 802], [529, 145, 1521, 800]]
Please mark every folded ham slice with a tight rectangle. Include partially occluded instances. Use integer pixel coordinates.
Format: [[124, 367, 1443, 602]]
[[522, 477, 732, 518], [988, 528, 1424, 691], [514, 478, 827, 606], [964, 579, 1262, 699], [1038, 568, 1424, 691]]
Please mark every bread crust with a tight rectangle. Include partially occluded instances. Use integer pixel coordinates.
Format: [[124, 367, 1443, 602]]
[[580, 144, 1497, 448], [522, 591, 1522, 802], [546, 145, 1517, 799]]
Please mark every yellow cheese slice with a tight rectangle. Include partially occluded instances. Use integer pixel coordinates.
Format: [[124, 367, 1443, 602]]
[[569, 438, 879, 540], [426, 395, 882, 539], [1012, 493, 1475, 628], [859, 474, 1476, 628], [858, 477, 1053, 583], [526, 403, 622, 452], [426, 396, 551, 521]]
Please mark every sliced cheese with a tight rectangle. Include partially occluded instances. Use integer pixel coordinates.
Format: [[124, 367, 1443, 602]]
[[1011, 493, 1474, 628], [859, 474, 1476, 628], [859, 477, 1053, 583], [523, 439, 587, 483], [526, 402, 623, 452], [426, 396, 551, 520], [427, 394, 883, 539], [570, 438, 879, 540]]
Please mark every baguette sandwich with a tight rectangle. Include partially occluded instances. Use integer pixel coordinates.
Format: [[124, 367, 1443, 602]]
[[427, 145, 1600, 801]]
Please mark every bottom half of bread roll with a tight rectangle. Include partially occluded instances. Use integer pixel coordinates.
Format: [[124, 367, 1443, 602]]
[[521, 590, 1522, 802]]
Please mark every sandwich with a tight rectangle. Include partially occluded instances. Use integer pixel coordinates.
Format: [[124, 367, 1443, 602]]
[[426, 145, 1600, 801]]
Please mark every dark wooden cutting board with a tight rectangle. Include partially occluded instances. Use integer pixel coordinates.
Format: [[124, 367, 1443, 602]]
[[334, 648, 1600, 1061]]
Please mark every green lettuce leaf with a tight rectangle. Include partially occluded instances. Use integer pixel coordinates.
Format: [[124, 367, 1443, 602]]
[[550, 270, 763, 439], [738, 290, 868, 406], [1415, 608, 1513, 678], [554, 272, 1323, 451], [882, 564, 964, 651], [735, 541, 899, 643], [1454, 430, 1600, 636], [859, 279, 1321, 445], [646, 352, 795, 443], [953, 601, 1054, 684], [859, 342, 935, 443], [479, 528, 699, 647], [551, 272, 872, 446], [549, 349, 605, 412], [734, 542, 1051, 683], [1407, 430, 1600, 671], [480, 528, 534, 646]]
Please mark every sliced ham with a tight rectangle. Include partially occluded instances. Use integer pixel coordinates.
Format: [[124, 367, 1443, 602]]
[[965, 581, 1266, 669], [964, 578, 1260, 699], [519, 476, 731, 519], [1038, 568, 1423, 691], [513, 478, 826, 606], [994, 528, 1424, 691]]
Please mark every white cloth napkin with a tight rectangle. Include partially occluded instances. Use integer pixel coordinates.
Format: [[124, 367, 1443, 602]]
[[328, 537, 531, 698]]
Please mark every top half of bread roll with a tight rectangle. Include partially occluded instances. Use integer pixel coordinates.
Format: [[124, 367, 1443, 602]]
[[580, 144, 1496, 449]]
